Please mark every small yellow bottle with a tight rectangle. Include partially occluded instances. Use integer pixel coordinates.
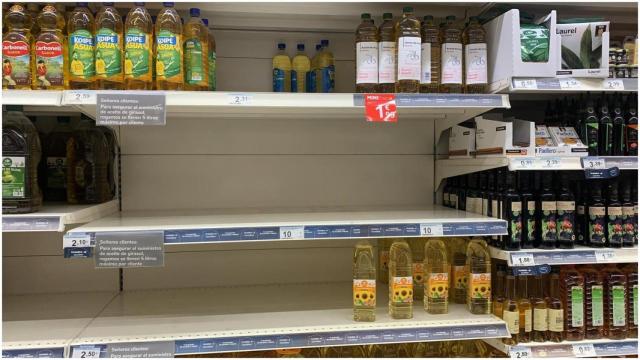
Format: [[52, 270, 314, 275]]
[[389, 239, 413, 319], [272, 43, 291, 92], [124, 2, 153, 90], [67, 2, 95, 89], [424, 238, 450, 314], [95, 2, 124, 90], [155, 2, 183, 90], [3, 4, 33, 90], [32, 3, 66, 90], [183, 8, 208, 91], [291, 43, 310, 92]]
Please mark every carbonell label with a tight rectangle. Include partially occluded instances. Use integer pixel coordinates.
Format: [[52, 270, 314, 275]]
[[378, 41, 396, 84], [441, 43, 462, 84], [420, 43, 431, 84], [356, 42, 379, 84], [397, 37, 421, 80], [464, 43, 487, 85]]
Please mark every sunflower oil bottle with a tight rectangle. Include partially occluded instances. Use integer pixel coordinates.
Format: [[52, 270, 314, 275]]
[[389, 239, 413, 319], [394, 6, 421, 93], [203, 18, 216, 91], [377, 12, 395, 93], [466, 237, 491, 314], [26, 3, 40, 39], [316, 39, 334, 92], [155, 2, 182, 90], [54, 4, 67, 34], [424, 238, 450, 314], [184, 8, 208, 91], [2, 106, 41, 213], [409, 238, 425, 301], [448, 237, 468, 304], [124, 2, 153, 90], [291, 43, 310, 92], [462, 16, 488, 93], [67, 2, 95, 89], [439, 15, 463, 93], [3, 4, 33, 89], [378, 238, 390, 284], [95, 2, 124, 90], [272, 43, 291, 92], [420, 15, 440, 93], [353, 241, 376, 322], [355, 13, 378, 93], [33, 4, 66, 90]]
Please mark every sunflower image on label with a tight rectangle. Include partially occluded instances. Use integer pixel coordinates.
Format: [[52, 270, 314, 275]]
[[35, 41, 64, 87], [453, 265, 467, 290], [607, 206, 624, 246], [125, 29, 151, 79], [2, 157, 25, 198], [184, 38, 204, 84], [69, 29, 95, 79], [541, 201, 558, 242], [391, 276, 413, 304], [3, 39, 31, 86], [503, 310, 520, 335], [156, 30, 182, 80], [412, 262, 424, 288], [557, 201, 576, 243], [427, 272, 449, 300], [353, 279, 376, 307], [589, 206, 606, 245], [95, 28, 122, 78], [468, 272, 491, 299]]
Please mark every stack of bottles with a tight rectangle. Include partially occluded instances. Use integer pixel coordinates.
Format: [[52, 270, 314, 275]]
[[272, 40, 334, 93], [354, 8, 489, 94], [608, 35, 638, 79], [2, 106, 117, 214], [2, 2, 217, 91], [443, 170, 638, 250], [493, 264, 637, 345]]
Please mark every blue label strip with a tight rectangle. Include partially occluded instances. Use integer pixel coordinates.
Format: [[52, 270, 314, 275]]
[[2, 348, 65, 358], [594, 341, 638, 356], [3, 217, 60, 232], [353, 94, 504, 107], [532, 250, 596, 265], [585, 167, 620, 179]]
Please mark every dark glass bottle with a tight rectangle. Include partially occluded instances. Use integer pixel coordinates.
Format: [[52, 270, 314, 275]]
[[479, 171, 489, 216], [582, 93, 599, 156], [633, 178, 638, 245], [449, 176, 459, 209], [598, 94, 613, 156], [621, 179, 635, 247], [519, 172, 535, 249], [43, 117, 73, 201], [575, 180, 589, 246], [625, 94, 638, 156], [503, 171, 522, 250], [556, 172, 576, 249], [537, 173, 557, 249], [485, 171, 495, 218], [611, 94, 626, 156], [457, 175, 467, 211], [531, 274, 548, 342], [588, 182, 607, 248], [581, 265, 605, 339], [443, 177, 451, 207], [606, 179, 623, 248], [543, 101, 553, 125], [576, 93, 585, 140], [492, 168, 506, 248], [547, 273, 565, 343]]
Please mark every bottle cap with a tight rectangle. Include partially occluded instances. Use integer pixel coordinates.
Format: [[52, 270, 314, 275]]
[[102, 2, 114, 6], [76, 2, 89, 7], [403, 6, 413, 13], [202, 18, 209, 26], [297, 43, 305, 51], [190, 8, 200, 17], [383, 12, 393, 19], [321, 39, 329, 46], [315, 44, 322, 50], [423, 15, 433, 21], [162, 2, 174, 6], [278, 43, 286, 50], [361, 13, 371, 19]]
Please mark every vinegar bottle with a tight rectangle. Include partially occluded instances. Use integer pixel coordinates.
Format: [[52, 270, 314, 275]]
[[560, 266, 585, 341], [419, 15, 440, 93], [33, 3, 66, 90], [388, 240, 413, 319], [67, 2, 95, 89], [439, 16, 463, 93], [580, 264, 604, 339], [376, 13, 395, 93], [502, 275, 520, 345], [355, 13, 378, 93], [353, 241, 376, 322], [547, 274, 565, 343], [604, 266, 627, 339], [462, 16, 488, 93], [466, 238, 491, 314], [183, 8, 208, 91], [394, 7, 421, 93], [3, 4, 33, 89], [517, 276, 532, 343], [530, 275, 548, 342], [424, 239, 449, 314], [124, 2, 153, 90], [95, 2, 124, 90], [155, 2, 183, 90]]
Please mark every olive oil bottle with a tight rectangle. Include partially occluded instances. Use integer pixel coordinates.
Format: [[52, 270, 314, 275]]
[[547, 274, 565, 343], [537, 174, 558, 249], [556, 172, 576, 249], [517, 276, 532, 343], [581, 264, 605, 339], [560, 266, 585, 341], [604, 266, 627, 339], [394, 7, 421, 93], [502, 171, 522, 250], [530, 275, 548, 342], [588, 182, 607, 247], [419, 15, 439, 93], [606, 179, 624, 248]]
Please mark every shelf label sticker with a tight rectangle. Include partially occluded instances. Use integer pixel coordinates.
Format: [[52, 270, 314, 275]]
[[512, 78, 537, 90], [96, 93, 166, 126], [95, 231, 164, 268], [559, 78, 582, 90], [227, 93, 253, 105], [71, 347, 101, 358], [584, 166, 620, 179], [509, 346, 532, 358], [105, 341, 174, 358], [63, 233, 91, 249], [511, 158, 535, 170], [573, 343, 597, 357], [595, 250, 616, 262], [364, 94, 397, 123], [419, 223, 444, 236], [582, 157, 606, 169], [63, 90, 96, 104], [511, 253, 535, 267], [279, 226, 304, 240], [540, 157, 561, 169], [603, 78, 625, 91]]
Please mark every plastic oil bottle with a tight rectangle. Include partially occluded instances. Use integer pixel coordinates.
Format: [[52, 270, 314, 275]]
[[43, 116, 72, 201], [124, 2, 153, 90], [355, 13, 378, 93], [560, 265, 585, 341], [462, 16, 488, 93], [155, 2, 183, 90], [2, 106, 41, 213], [3, 4, 33, 89], [27, 3, 40, 37], [291, 43, 310, 93], [95, 2, 124, 90], [96, 125, 117, 199], [502, 275, 520, 345], [272, 43, 291, 92], [378, 238, 389, 284], [184, 8, 208, 91], [203, 19, 216, 91], [377, 13, 395, 93], [420, 15, 440, 93], [409, 238, 425, 301], [316, 39, 334, 93], [33, 4, 66, 90], [353, 241, 376, 322], [448, 237, 468, 304], [622, 263, 638, 338], [388, 239, 413, 319], [67, 2, 95, 89], [394, 6, 421, 93], [424, 239, 450, 314], [604, 265, 628, 339], [466, 237, 491, 314], [439, 15, 463, 93], [306, 43, 321, 93], [580, 264, 604, 339]]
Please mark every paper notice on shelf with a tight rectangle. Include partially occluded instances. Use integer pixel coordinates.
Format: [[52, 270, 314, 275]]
[[97, 93, 166, 126], [106, 341, 174, 358], [95, 231, 164, 268]]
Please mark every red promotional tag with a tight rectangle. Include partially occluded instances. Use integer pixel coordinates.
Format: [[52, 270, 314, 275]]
[[364, 94, 397, 122]]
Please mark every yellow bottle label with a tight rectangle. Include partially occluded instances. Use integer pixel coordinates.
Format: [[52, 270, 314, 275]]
[[353, 279, 375, 307], [468, 272, 491, 299], [533, 307, 548, 331], [125, 29, 151, 80], [69, 29, 95, 79], [453, 265, 468, 290], [391, 276, 413, 303], [427, 272, 449, 299]]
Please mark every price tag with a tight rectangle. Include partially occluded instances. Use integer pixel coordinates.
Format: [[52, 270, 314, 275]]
[[509, 346, 532, 359], [419, 223, 444, 236], [63, 233, 91, 249], [63, 90, 96, 105], [71, 347, 101, 358], [582, 157, 606, 169], [595, 250, 616, 262], [279, 226, 304, 240], [227, 93, 253, 105], [572, 343, 597, 357], [559, 78, 582, 90], [511, 253, 535, 267], [540, 157, 561, 169], [511, 158, 535, 170], [602, 78, 625, 91], [364, 94, 397, 122], [512, 79, 537, 90]]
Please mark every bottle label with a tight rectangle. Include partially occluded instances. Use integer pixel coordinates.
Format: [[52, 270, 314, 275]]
[[482, 199, 488, 216], [34, 41, 64, 87], [570, 286, 584, 327], [622, 205, 636, 245], [46, 157, 66, 189], [412, 262, 424, 286], [125, 30, 151, 79], [184, 38, 205, 84], [541, 201, 558, 242], [584, 122, 599, 154], [510, 201, 522, 245], [156, 30, 182, 80], [634, 284, 638, 326], [589, 206, 607, 244], [2, 40, 30, 86], [468, 272, 491, 300], [602, 123, 613, 154], [353, 279, 376, 307], [320, 65, 335, 92], [591, 285, 604, 326], [427, 272, 449, 300], [391, 276, 413, 304], [208, 51, 216, 90], [557, 201, 575, 243], [533, 307, 548, 331], [273, 68, 286, 92], [356, 41, 378, 84], [2, 156, 25, 198], [527, 201, 536, 241], [492, 200, 499, 219], [612, 285, 626, 327], [397, 36, 421, 81], [548, 308, 564, 332], [626, 124, 638, 153], [441, 43, 463, 84], [464, 43, 487, 85], [524, 308, 532, 332], [420, 43, 431, 84], [607, 206, 624, 246], [95, 28, 122, 78], [503, 310, 520, 335], [69, 29, 95, 79], [378, 41, 396, 84], [453, 265, 467, 290]]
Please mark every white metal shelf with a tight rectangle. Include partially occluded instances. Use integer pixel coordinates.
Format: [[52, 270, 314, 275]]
[[484, 337, 638, 358], [489, 245, 638, 267], [2, 200, 119, 232]]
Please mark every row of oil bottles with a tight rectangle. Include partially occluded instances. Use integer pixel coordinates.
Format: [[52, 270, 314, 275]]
[[272, 41, 335, 93], [2, 2, 216, 91], [2, 107, 116, 214], [352, 237, 492, 321]]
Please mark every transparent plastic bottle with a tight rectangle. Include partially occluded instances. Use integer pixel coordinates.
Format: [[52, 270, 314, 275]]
[[353, 241, 376, 322], [517, 276, 532, 343], [355, 13, 378, 93], [377, 238, 389, 284], [580, 264, 605, 339], [124, 2, 153, 90], [94, 3, 123, 90], [203, 18, 216, 91], [394, 6, 420, 93], [377, 13, 395, 93], [3, 4, 33, 89], [502, 275, 520, 345], [33, 3, 66, 90], [409, 238, 425, 301], [604, 266, 628, 339], [389, 239, 413, 319], [183, 7, 208, 91], [439, 15, 463, 93], [155, 2, 183, 90], [43, 117, 72, 201], [2, 106, 41, 213], [27, 3, 40, 37], [424, 239, 450, 314], [291, 43, 310, 93], [462, 16, 488, 93], [560, 265, 585, 341], [272, 43, 291, 92], [67, 2, 94, 89], [466, 238, 491, 314], [54, 3, 67, 35], [420, 15, 440, 93], [448, 237, 468, 304], [316, 39, 334, 93], [547, 273, 565, 343]]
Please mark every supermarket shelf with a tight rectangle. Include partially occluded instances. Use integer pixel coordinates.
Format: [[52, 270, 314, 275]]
[[2, 200, 119, 232], [497, 77, 638, 94], [2, 292, 118, 358], [484, 337, 638, 358], [69, 282, 508, 356], [489, 245, 639, 267]]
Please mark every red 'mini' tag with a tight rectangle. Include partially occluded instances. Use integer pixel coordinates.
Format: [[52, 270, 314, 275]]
[[364, 94, 397, 123]]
